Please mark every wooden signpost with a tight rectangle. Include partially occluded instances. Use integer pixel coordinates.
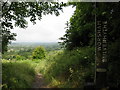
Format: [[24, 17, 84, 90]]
[[95, 15, 108, 88]]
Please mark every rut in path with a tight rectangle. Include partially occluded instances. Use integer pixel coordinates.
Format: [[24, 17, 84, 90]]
[[32, 73, 49, 88]]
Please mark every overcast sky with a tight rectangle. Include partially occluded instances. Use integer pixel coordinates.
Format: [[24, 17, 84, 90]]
[[11, 6, 75, 43]]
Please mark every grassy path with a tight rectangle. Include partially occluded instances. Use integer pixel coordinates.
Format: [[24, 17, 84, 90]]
[[32, 61, 50, 88], [32, 73, 49, 88]]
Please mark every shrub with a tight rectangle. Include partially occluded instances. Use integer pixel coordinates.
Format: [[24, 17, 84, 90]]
[[40, 47, 95, 88], [15, 55, 25, 60], [32, 46, 46, 59]]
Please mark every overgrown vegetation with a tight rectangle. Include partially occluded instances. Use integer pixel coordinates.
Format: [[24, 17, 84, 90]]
[[36, 47, 95, 88], [2, 60, 37, 89], [107, 39, 120, 87], [2, 44, 95, 88], [1, 2, 120, 89], [59, 2, 120, 88]]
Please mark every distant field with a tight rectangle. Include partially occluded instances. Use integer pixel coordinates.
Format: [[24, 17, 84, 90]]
[[8, 42, 62, 51], [9, 42, 60, 47]]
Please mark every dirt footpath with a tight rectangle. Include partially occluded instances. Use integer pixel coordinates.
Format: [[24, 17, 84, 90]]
[[32, 73, 49, 88]]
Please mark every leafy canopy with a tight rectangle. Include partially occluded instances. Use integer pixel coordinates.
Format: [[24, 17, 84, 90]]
[[60, 2, 120, 50], [59, 2, 95, 50]]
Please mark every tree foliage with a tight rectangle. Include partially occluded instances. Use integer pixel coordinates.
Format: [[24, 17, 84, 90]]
[[59, 2, 95, 50], [2, 29, 16, 54], [60, 2, 120, 88], [32, 46, 46, 59], [1, 1, 66, 54], [2, 2, 66, 29], [60, 2, 120, 50]]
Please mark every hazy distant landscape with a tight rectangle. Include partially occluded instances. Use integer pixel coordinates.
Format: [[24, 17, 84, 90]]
[[2, 42, 62, 60], [8, 42, 62, 51], [9, 42, 61, 48], [10, 42, 59, 46]]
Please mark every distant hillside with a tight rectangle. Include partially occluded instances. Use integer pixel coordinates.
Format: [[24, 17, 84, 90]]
[[8, 42, 62, 51], [9, 42, 59, 46]]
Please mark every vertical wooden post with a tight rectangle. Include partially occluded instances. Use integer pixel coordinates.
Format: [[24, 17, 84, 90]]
[[95, 3, 108, 89]]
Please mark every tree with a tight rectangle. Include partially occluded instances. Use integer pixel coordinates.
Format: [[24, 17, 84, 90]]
[[1, 1, 66, 54], [59, 2, 95, 50], [32, 46, 46, 59], [2, 29, 16, 54], [60, 2, 120, 88]]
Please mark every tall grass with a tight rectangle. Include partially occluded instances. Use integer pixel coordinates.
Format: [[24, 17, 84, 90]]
[[2, 47, 95, 88], [37, 47, 95, 88], [2, 60, 37, 89]]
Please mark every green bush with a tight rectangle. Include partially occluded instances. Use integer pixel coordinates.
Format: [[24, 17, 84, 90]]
[[39, 47, 95, 88], [32, 46, 46, 59], [15, 55, 25, 60]]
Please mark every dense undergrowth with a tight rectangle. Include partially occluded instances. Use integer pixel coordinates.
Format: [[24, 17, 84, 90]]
[[2, 60, 38, 89], [2, 47, 95, 88], [37, 47, 95, 88]]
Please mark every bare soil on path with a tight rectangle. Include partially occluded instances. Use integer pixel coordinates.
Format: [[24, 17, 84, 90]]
[[32, 73, 49, 88]]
